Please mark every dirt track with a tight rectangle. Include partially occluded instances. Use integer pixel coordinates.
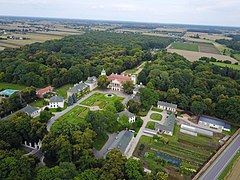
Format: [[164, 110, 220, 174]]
[[167, 49, 238, 63], [226, 157, 240, 180]]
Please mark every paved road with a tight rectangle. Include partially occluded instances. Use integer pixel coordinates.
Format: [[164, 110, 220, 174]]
[[200, 134, 240, 180], [47, 89, 130, 131]]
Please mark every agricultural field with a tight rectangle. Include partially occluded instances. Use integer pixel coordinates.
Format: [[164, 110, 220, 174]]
[[134, 125, 221, 178], [0, 82, 27, 90], [211, 62, 240, 70], [53, 84, 73, 99], [80, 92, 124, 112], [167, 48, 238, 63], [169, 42, 220, 54]]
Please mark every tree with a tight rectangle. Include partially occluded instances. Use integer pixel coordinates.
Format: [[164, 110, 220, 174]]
[[98, 75, 110, 89], [190, 101, 207, 115], [39, 110, 52, 123], [127, 99, 140, 114], [123, 81, 135, 94], [118, 115, 131, 130], [100, 149, 127, 179], [139, 88, 158, 110], [125, 158, 144, 180], [114, 99, 125, 112], [155, 172, 168, 180]]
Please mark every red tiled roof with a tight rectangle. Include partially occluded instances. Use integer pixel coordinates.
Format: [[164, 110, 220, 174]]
[[37, 86, 54, 94], [108, 74, 131, 84]]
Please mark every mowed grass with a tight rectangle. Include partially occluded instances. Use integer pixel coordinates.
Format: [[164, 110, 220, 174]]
[[93, 132, 109, 151], [81, 92, 124, 112], [146, 121, 155, 130], [0, 82, 27, 90], [150, 113, 162, 121], [211, 62, 240, 70], [151, 107, 163, 113], [170, 42, 199, 52], [54, 84, 73, 99], [30, 99, 46, 108]]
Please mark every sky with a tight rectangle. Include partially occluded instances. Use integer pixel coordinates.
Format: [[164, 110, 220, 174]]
[[1, 0, 240, 27]]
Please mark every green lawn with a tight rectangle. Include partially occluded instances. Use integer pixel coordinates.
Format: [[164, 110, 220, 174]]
[[93, 132, 109, 151], [150, 113, 162, 121], [53, 84, 72, 99], [0, 82, 27, 90], [81, 92, 124, 112], [146, 121, 155, 130], [211, 62, 240, 70], [151, 107, 163, 113], [218, 150, 240, 180], [170, 42, 199, 52], [30, 99, 46, 108]]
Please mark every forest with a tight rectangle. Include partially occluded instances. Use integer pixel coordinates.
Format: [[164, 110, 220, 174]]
[[216, 35, 240, 51], [0, 31, 173, 88], [137, 52, 240, 124]]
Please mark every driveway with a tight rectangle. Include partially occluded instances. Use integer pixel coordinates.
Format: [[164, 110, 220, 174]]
[[93, 133, 117, 159]]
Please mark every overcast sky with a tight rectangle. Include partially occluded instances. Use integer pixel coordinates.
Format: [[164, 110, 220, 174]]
[[1, 0, 240, 27]]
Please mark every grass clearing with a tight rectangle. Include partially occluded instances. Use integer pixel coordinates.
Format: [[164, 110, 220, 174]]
[[54, 84, 73, 99], [146, 121, 155, 130], [170, 42, 199, 52], [81, 92, 124, 112], [151, 107, 163, 113], [93, 132, 109, 151], [0, 82, 27, 90], [150, 113, 162, 121], [30, 99, 46, 108], [211, 62, 240, 70]]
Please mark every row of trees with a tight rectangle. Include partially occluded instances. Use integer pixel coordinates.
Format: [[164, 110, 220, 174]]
[[137, 52, 240, 124]]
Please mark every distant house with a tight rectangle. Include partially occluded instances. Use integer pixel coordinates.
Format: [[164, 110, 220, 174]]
[[198, 115, 231, 132], [67, 82, 89, 98], [157, 101, 177, 113], [0, 89, 19, 97], [105, 130, 134, 157], [101, 69, 106, 76], [155, 114, 175, 136], [118, 110, 136, 123], [107, 74, 133, 91], [36, 86, 54, 98], [85, 76, 98, 91], [133, 83, 145, 95], [20, 105, 40, 118], [49, 95, 64, 108]]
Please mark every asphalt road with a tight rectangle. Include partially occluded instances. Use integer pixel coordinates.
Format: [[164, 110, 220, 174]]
[[200, 134, 240, 180]]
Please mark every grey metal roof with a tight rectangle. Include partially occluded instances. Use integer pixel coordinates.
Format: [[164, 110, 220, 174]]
[[68, 82, 88, 94], [107, 130, 134, 155], [20, 105, 39, 115], [85, 76, 97, 84], [157, 101, 177, 109], [50, 95, 64, 103], [155, 114, 175, 132], [199, 115, 230, 129], [118, 110, 135, 119]]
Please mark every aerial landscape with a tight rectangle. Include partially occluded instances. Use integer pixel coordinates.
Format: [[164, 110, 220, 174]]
[[0, 1, 240, 180]]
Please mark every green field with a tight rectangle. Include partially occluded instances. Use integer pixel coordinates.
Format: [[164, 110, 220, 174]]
[[134, 125, 220, 177], [54, 84, 72, 99], [30, 99, 46, 108], [93, 132, 109, 151], [51, 106, 89, 132], [211, 62, 240, 70], [151, 107, 163, 113], [81, 92, 124, 112], [146, 121, 155, 130], [170, 42, 199, 52], [150, 113, 162, 121], [0, 82, 27, 90]]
